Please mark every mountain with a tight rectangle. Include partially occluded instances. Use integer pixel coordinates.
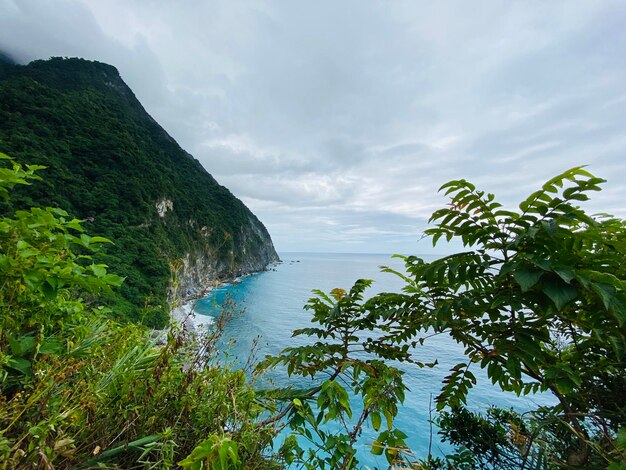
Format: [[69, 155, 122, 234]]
[[0, 57, 279, 327]]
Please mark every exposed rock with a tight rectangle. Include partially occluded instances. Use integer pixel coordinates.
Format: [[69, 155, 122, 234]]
[[156, 198, 173, 218], [170, 214, 280, 303]]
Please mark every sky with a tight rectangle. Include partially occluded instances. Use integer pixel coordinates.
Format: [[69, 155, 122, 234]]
[[1, 1, 625, 254]]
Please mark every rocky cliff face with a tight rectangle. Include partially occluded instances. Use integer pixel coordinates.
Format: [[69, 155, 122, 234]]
[[0, 57, 279, 326], [172, 215, 279, 301]]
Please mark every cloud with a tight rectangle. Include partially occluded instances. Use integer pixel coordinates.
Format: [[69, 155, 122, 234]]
[[1, 0, 625, 253]]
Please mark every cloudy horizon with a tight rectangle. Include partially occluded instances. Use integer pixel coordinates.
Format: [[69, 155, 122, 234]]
[[1, 0, 625, 254]]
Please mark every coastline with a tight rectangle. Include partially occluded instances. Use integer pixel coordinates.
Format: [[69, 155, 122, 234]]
[[167, 260, 282, 334]]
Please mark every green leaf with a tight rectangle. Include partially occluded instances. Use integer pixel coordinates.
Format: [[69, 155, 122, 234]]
[[39, 338, 62, 355], [90, 264, 107, 278], [80, 233, 90, 247], [553, 267, 575, 283], [513, 268, 544, 292], [371, 439, 384, 456], [555, 377, 574, 394], [541, 280, 577, 310], [7, 357, 32, 376], [8, 334, 36, 356], [371, 411, 382, 431], [89, 236, 111, 244], [102, 274, 125, 287]]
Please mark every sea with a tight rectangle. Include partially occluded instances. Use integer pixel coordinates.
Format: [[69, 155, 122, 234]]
[[191, 252, 552, 468]]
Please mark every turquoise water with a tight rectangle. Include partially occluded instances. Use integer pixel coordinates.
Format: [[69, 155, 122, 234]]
[[193, 252, 551, 468]]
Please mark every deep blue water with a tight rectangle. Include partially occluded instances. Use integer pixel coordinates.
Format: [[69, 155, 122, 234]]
[[193, 252, 552, 468]]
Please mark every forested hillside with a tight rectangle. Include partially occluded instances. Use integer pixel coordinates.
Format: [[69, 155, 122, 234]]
[[0, 57, 279, 327]]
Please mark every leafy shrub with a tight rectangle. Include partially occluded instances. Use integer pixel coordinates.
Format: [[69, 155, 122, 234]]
[[0, 154, 277, 469], [262, 167, 626, 468]]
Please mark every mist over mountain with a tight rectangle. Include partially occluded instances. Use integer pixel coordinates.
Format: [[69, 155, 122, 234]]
[[0, 51, 15, 63]]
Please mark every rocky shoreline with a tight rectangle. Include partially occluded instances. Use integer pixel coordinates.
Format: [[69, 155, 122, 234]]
[[165, 260, 282, 337]]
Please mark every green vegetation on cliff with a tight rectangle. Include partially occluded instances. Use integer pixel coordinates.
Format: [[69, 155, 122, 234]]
[[0, 57, 278, 327]]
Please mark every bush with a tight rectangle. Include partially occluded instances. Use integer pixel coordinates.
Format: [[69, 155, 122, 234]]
[[262, 167, 626, 468], [0, 154, 277, 469]]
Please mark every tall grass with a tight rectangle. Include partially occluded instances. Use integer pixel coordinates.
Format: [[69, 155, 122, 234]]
[[1, 302, 279, 469]]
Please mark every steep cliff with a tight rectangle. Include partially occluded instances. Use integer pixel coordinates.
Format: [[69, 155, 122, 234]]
[[0, 57, 279, 327], [172, 214, 282, 299]]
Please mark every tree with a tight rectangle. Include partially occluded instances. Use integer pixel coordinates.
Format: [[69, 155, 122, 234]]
[[258, 282, 415, 469], [404, 166, 626, 467], [263, 167, 626, 468]]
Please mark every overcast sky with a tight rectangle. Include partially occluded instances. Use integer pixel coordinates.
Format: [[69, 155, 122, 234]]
[[1, 1, 625, 254]]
